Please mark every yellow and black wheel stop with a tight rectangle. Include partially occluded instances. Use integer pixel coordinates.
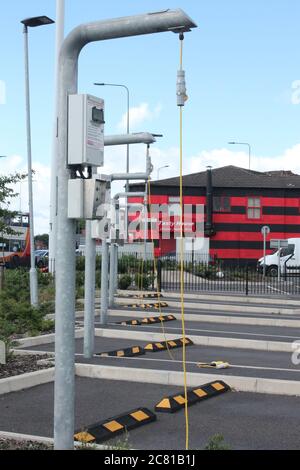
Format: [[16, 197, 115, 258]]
[[74, 407, 156, 444], [155, 381, 231, 413], [144, 337, 193, 352], [140, 315, 176, 325], [96, 346, 145, 358], [116, 319, 142, 326], [122, 302, 168, 310]]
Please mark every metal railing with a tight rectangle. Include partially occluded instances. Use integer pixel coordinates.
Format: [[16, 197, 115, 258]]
[[158, 256, 300, 297]]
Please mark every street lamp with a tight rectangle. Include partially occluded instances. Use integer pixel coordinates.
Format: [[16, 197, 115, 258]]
[[94, 82, 130, 176], [21, 15, 54, 307], [228, 142, 251, 170], [157, 164, 170, 180]]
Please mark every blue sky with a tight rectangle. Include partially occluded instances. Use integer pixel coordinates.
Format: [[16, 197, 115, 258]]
[[0, 0, 300, 232]]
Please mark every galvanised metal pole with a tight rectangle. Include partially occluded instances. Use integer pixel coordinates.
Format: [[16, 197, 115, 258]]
[[109, 243, 116, 307], [114, 244, 118, 293], [100, 240, 109, 324], [23, 25, 38, 307], [49, 0, 65, 274], [83, 220, 96, 358], [54, 9, 196, 450]]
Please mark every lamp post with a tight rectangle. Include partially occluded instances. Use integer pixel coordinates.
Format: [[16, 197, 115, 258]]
[[21, 16, 55, 306], [228, 142, 251, 170], [157, 164, 170, 180], [94, 82, 130, 238]]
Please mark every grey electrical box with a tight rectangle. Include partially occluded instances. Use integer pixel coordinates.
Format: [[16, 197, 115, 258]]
[[68, 94, 104, 167], [68, 177, 107, 220]]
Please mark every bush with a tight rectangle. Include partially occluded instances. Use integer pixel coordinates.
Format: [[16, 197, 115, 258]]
[[76, 257, 85, 272], [0, 292, 54, 354], [134, 273, 151, 290], [118, 275, 132, 290]]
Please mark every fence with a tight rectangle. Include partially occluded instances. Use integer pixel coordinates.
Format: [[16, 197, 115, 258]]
[[157, 255, 300, 297]]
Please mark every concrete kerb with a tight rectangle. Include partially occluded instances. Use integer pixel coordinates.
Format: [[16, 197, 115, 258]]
[[15, 329, 84, 349], [0, 368, 55, 396], [0, 431, 108, 450], [115, 299, 299, 315], [0, 361, 300, 403], [107, 308, 300, 328], [95, 328, 293, 353], [162, 291, 300, 306]]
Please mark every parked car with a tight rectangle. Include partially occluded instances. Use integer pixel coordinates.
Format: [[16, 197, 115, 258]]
[[35, 249, 48, 268]]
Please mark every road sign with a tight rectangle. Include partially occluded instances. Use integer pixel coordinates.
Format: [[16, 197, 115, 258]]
[[261, 226, 270, 236], [270, 239, 288, 249]]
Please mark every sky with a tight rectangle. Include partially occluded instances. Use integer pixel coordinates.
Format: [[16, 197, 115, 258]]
[[0, 0, 300, 234]]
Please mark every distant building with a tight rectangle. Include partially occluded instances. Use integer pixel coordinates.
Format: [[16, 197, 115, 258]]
[[129, 165, 300, 264]]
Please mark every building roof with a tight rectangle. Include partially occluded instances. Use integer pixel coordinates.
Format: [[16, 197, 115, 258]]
[[131, 166, 300, 189]]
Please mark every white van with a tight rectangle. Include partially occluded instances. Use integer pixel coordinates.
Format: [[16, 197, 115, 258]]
[[258, 238, 300, 276]]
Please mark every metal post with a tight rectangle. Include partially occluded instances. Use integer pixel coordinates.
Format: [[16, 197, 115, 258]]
[[144, 182, 148, 263], [278, 247, 281, 283], [0, 265, 4, 291], [49, 0, 65, 274], [83, 220, 96, 358], [54, 9, 196, 450], [246, 263, 249, 296], [114, 244, 118, 293], [263, 232, 266, 277], [100, 240, 109, 324], [23, 25, 38, 307], [109, 243, 116, 307]]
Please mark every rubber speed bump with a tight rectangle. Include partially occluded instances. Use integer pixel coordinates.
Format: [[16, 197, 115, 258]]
[[144, 337, 194, 352], [118, 293, 163, 299], [155, 381, 231, 413], [116, 319, 142, 326], [140, 315, 176, 325], [122, 302, 168, 309], [74, 407, 156, 444], [96, 346, 145, 358]]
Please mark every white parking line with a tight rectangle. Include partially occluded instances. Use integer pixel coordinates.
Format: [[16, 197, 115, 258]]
[[74, 353, 300, 374]]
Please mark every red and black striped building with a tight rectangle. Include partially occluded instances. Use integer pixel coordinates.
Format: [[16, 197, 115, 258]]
[[129, 165, 300, 263]]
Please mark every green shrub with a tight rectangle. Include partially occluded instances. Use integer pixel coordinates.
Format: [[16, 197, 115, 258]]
[[76, 257, 85, 272], [118, 275, 132, 290], [134, 273, 150, 290]]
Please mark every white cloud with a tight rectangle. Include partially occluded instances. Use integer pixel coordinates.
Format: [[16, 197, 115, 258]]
[[118, 102, 162, 131]]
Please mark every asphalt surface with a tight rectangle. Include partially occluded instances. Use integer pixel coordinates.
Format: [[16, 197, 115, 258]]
[[21, 337, 300, 381], [1, 377, 300, 449], [100, 317, 300, 342]]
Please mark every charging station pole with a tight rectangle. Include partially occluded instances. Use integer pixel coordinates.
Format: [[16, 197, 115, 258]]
[[54, 10, 196, 450]]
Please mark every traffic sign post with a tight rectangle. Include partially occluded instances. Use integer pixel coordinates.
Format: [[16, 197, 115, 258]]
[[261, 226, 270, 277]]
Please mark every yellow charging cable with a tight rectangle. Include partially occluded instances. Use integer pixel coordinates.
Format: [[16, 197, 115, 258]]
[[178, 32, 189, 451]]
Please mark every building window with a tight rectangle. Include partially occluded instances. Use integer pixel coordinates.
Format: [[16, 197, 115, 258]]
[[247, 197, 261, 219], [213, 196, 231, 213]]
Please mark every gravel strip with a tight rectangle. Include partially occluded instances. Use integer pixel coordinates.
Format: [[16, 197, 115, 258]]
[[0, 355, 53, 379], [0, 438, 52, 450]]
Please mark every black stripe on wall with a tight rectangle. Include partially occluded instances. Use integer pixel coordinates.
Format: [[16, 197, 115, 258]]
[[214, 223, 300, 233], [262, 207, 299, 216], [210, 240, 273, 250]]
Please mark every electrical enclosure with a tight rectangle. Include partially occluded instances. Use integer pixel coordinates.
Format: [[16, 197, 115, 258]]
[[68, 94, 104, 167], [68, 178, 107, 220]]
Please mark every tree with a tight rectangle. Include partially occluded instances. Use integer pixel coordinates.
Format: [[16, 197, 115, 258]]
[[0, 172, 27, 236], [34, 233, 49, 248]]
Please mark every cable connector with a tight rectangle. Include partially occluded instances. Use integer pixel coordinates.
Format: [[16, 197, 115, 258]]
[[177, 69, 188, 107]]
